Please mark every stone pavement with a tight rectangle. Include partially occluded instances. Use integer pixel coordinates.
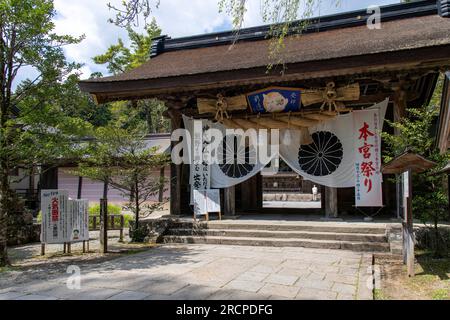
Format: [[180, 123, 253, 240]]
[[0, 244, 373, 300]]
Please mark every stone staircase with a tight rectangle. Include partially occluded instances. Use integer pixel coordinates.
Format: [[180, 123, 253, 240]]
[[163, 220, 391, 252]]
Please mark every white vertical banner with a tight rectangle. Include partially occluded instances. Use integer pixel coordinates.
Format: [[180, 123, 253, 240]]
[[69, 199, 90, 242], [41, 190, 90, 244], [354, 109, 383, 207], [41, 190, 69, 244], [190, 119, 211, 204]]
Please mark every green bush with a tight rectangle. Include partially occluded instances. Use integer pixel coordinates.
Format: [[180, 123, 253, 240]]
[[37, 204, 134, 229], [129, 221, 149, 243], [88, 204, 122, 216], [88, 204, 134, 229], [416, 227, 450, 257]]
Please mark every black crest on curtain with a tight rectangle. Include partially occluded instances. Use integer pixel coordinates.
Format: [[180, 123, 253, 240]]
[[298, 131, 343, 176], [218, 134, 256, 178]]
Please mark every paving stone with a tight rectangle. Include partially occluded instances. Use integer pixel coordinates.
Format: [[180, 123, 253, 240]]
[[235, 271, 269, 282], [0, 291, 28, 300], [325, 273, 357, 285], [170, 284, 219, 300], [331, 282, 357, 295], [107, 290, 150, 300], [139, 279, 190, 295], [258, 283, 300, 298], [206, 289, 236, 300], [40, 286, 120, 300], [16, 280, 60, 293], [338, 267, 360, 276], [304, 271, 326, 281], [268, 295, 294, 300], [224, 280, 264, 293], [264, 274, 298, 286], [276, 267, 309, 278], [0, 287, 14, 294], [297, 278, 334, 290], [309, 265, 338, 273], [339, 259, 361, 266], [144, 294, 173, 300], [225, 290, 271, 300], [14, 294, 58, 300], [69, 288, 122, 300], [280, 261, 310, 270], [336, 293, 355, 300], [3, 243, 371, 301], [82, 273, 154, 291], [296, 288, 338, 300]]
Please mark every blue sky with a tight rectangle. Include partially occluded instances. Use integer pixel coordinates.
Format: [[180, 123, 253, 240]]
[[14, 0, 402, 87]]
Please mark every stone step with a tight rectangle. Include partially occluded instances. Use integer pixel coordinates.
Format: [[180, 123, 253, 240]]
[[163, 235, 390, 252], [167, 228, 388, 242], [169, 221, 387, 235]]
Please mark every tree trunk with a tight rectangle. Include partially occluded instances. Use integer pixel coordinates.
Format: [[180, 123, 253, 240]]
[[134, 178, 139, 229], [99, 180, 109, 253], [0, 168, 10, 266], [77, 176, 83, 199], [0, 106, 10, 266]]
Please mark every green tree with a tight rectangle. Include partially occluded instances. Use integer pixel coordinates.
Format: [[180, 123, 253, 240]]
[[93, 20, 170, 133], [55, 74, 112, 127], [75, 124, 169, 243], [0, 0, 90, 266], [382, 76, 449, 258]]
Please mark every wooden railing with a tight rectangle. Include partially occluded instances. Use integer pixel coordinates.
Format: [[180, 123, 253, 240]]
[[90, 215, 125, 242]]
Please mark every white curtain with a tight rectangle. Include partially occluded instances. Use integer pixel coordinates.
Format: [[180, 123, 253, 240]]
[[209, 121, 278, 189], [183, 99, 388, 191], [279, 99, 389, 188]]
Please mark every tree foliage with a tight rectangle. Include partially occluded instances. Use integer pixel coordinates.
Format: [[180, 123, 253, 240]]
[[0, 0, 92, 266], [93, 21, 169, 134], [382, 76, 449, 257], [74, 124, 170, 242]]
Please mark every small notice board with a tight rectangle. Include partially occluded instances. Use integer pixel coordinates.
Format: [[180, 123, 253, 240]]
[[193, 189, 221, 221], [41, 190, 89, 244]]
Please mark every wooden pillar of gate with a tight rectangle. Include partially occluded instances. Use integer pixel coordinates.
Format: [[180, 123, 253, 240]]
[[223, 186, 236, 216], [324, 187, 338, 218], [168, 109, 182, 216], [240, 173, 262, 212], [393, 81, 408, 219]]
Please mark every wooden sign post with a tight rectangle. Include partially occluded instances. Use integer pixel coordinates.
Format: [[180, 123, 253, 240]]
[[403, 168, 415, 277], [382, 151, 436, 278], [40, 190, 89, 256], [99, 198, 108, 253]]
